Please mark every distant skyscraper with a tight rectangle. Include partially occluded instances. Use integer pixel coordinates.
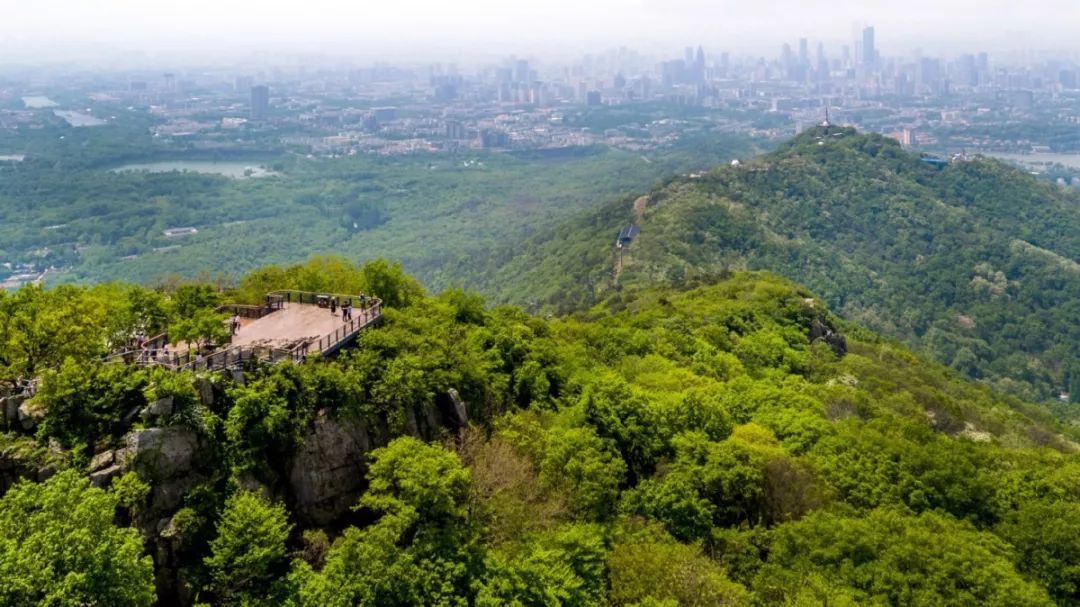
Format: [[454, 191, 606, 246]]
[[816, 42, 829, 81], [250, 85, 269, 120], [781, 43, 794, 69], [955, 54, 978, 87], [862, 26, 876, 69], [799, 38, 809, 66], [513, 59, 530, 83], [917, 58, 941, 94]]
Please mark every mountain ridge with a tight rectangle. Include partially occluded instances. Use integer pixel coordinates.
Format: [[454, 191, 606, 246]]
[[483, 127, 1080, 402]]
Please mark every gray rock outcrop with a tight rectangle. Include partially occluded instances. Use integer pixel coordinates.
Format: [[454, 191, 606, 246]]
[[288, 411, 372, 525], [117, 427, 206, 513]]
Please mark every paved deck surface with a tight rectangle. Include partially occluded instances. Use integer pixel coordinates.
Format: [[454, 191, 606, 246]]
[[230, 303, 367, 348]]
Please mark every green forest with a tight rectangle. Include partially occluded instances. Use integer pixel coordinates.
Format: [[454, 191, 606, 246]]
[[0, 114, 757, 291], [475, 127, 1080, 403], [2, 257, 1079, 606]]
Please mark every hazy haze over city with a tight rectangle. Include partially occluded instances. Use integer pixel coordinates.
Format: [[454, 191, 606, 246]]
[[2, 0, 1079, 63]]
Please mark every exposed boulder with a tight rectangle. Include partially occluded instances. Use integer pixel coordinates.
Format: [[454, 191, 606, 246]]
[[89, 464, 122, 488], [194, 377, 215, 406], [17, 399, 44, 431], [89, 450, 115, 472], [118, 427, 208, 513], [141, 396, 174, 421], [119, 427, 201, 480], [288, 411, 372, 526], [2, 396, 21, 428], [809, 316, 847, 357], [437, 389, 469, 428]]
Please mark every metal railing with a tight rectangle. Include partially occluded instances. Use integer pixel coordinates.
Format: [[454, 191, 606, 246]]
[[216, 301, 281, 320], [102, 292, 381, 373], [282, 302, 382, 362], [267, 290, 379, 311]]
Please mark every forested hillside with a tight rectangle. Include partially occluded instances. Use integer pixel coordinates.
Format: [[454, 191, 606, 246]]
[[479, 127, 1080, 402], [0, 113, 757, 290], [2, 258, 1079, 606]]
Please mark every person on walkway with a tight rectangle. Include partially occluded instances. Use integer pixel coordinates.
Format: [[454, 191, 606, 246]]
[[330, 298, 337, 315]]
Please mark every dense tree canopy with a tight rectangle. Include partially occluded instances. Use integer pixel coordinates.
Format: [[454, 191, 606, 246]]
[[0, 470, 155, 607], [0, 258, 1077, 606]]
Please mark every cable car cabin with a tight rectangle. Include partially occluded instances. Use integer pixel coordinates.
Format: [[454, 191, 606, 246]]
[[618, 224, 640, 246], [919, 155, 948, 168]]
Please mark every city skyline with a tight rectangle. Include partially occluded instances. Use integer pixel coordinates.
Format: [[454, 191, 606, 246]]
[[3, 0, 1080, 65]]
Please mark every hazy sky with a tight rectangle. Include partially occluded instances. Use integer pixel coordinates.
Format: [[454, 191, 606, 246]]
[[2, 0, 1077, 63]]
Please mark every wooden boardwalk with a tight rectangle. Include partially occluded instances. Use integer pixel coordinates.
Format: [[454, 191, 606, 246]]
[[117, 290, 381, 373]]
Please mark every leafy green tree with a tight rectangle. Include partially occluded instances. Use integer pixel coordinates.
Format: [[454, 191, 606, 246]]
[[623, 426, 815, 539], [111, 471, 151, 515], [171, 284, 220, 319], [224, 365, 315, 476], [0, 470, 155, 607], [608, 522, 749, 606], [540, 427, 626, 521], [757, 508, 1053, 606], [358, 258, 425, 309], [660, 388, 734, 443], [996, 499, 1080, 605], [476, 524, 608, 607], [205, 491, 293, 606], [170, 308, 228, 352], [99, 285, 171, 350], [0, 284, 109, 379], [295, 437, 481, 606], [34, 358, 149, 454], [580, 375, 664, 482]]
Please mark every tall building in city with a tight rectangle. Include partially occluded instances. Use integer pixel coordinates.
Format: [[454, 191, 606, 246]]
[[862, 26, 876, 69], [250, 85, 269, 120], [513, 59, 530, 83], [799, 38, 809, 66], [781, 43, 794, 69], [816, 42, 829, 82], [693, 46, 706, 83]]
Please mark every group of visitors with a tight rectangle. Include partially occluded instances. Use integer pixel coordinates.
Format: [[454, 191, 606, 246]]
[[133, 334, 171, 366], [329, 293, 373, 322]]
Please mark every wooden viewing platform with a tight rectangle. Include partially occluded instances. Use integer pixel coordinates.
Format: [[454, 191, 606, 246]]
[[115, 290, 382, 373]]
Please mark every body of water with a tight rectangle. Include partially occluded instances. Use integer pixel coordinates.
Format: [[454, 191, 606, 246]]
[[54, 110, 106, 127], [22, 96, 58, 108], [988, 152, 1080, 171], [111, 160, 277, 178]]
